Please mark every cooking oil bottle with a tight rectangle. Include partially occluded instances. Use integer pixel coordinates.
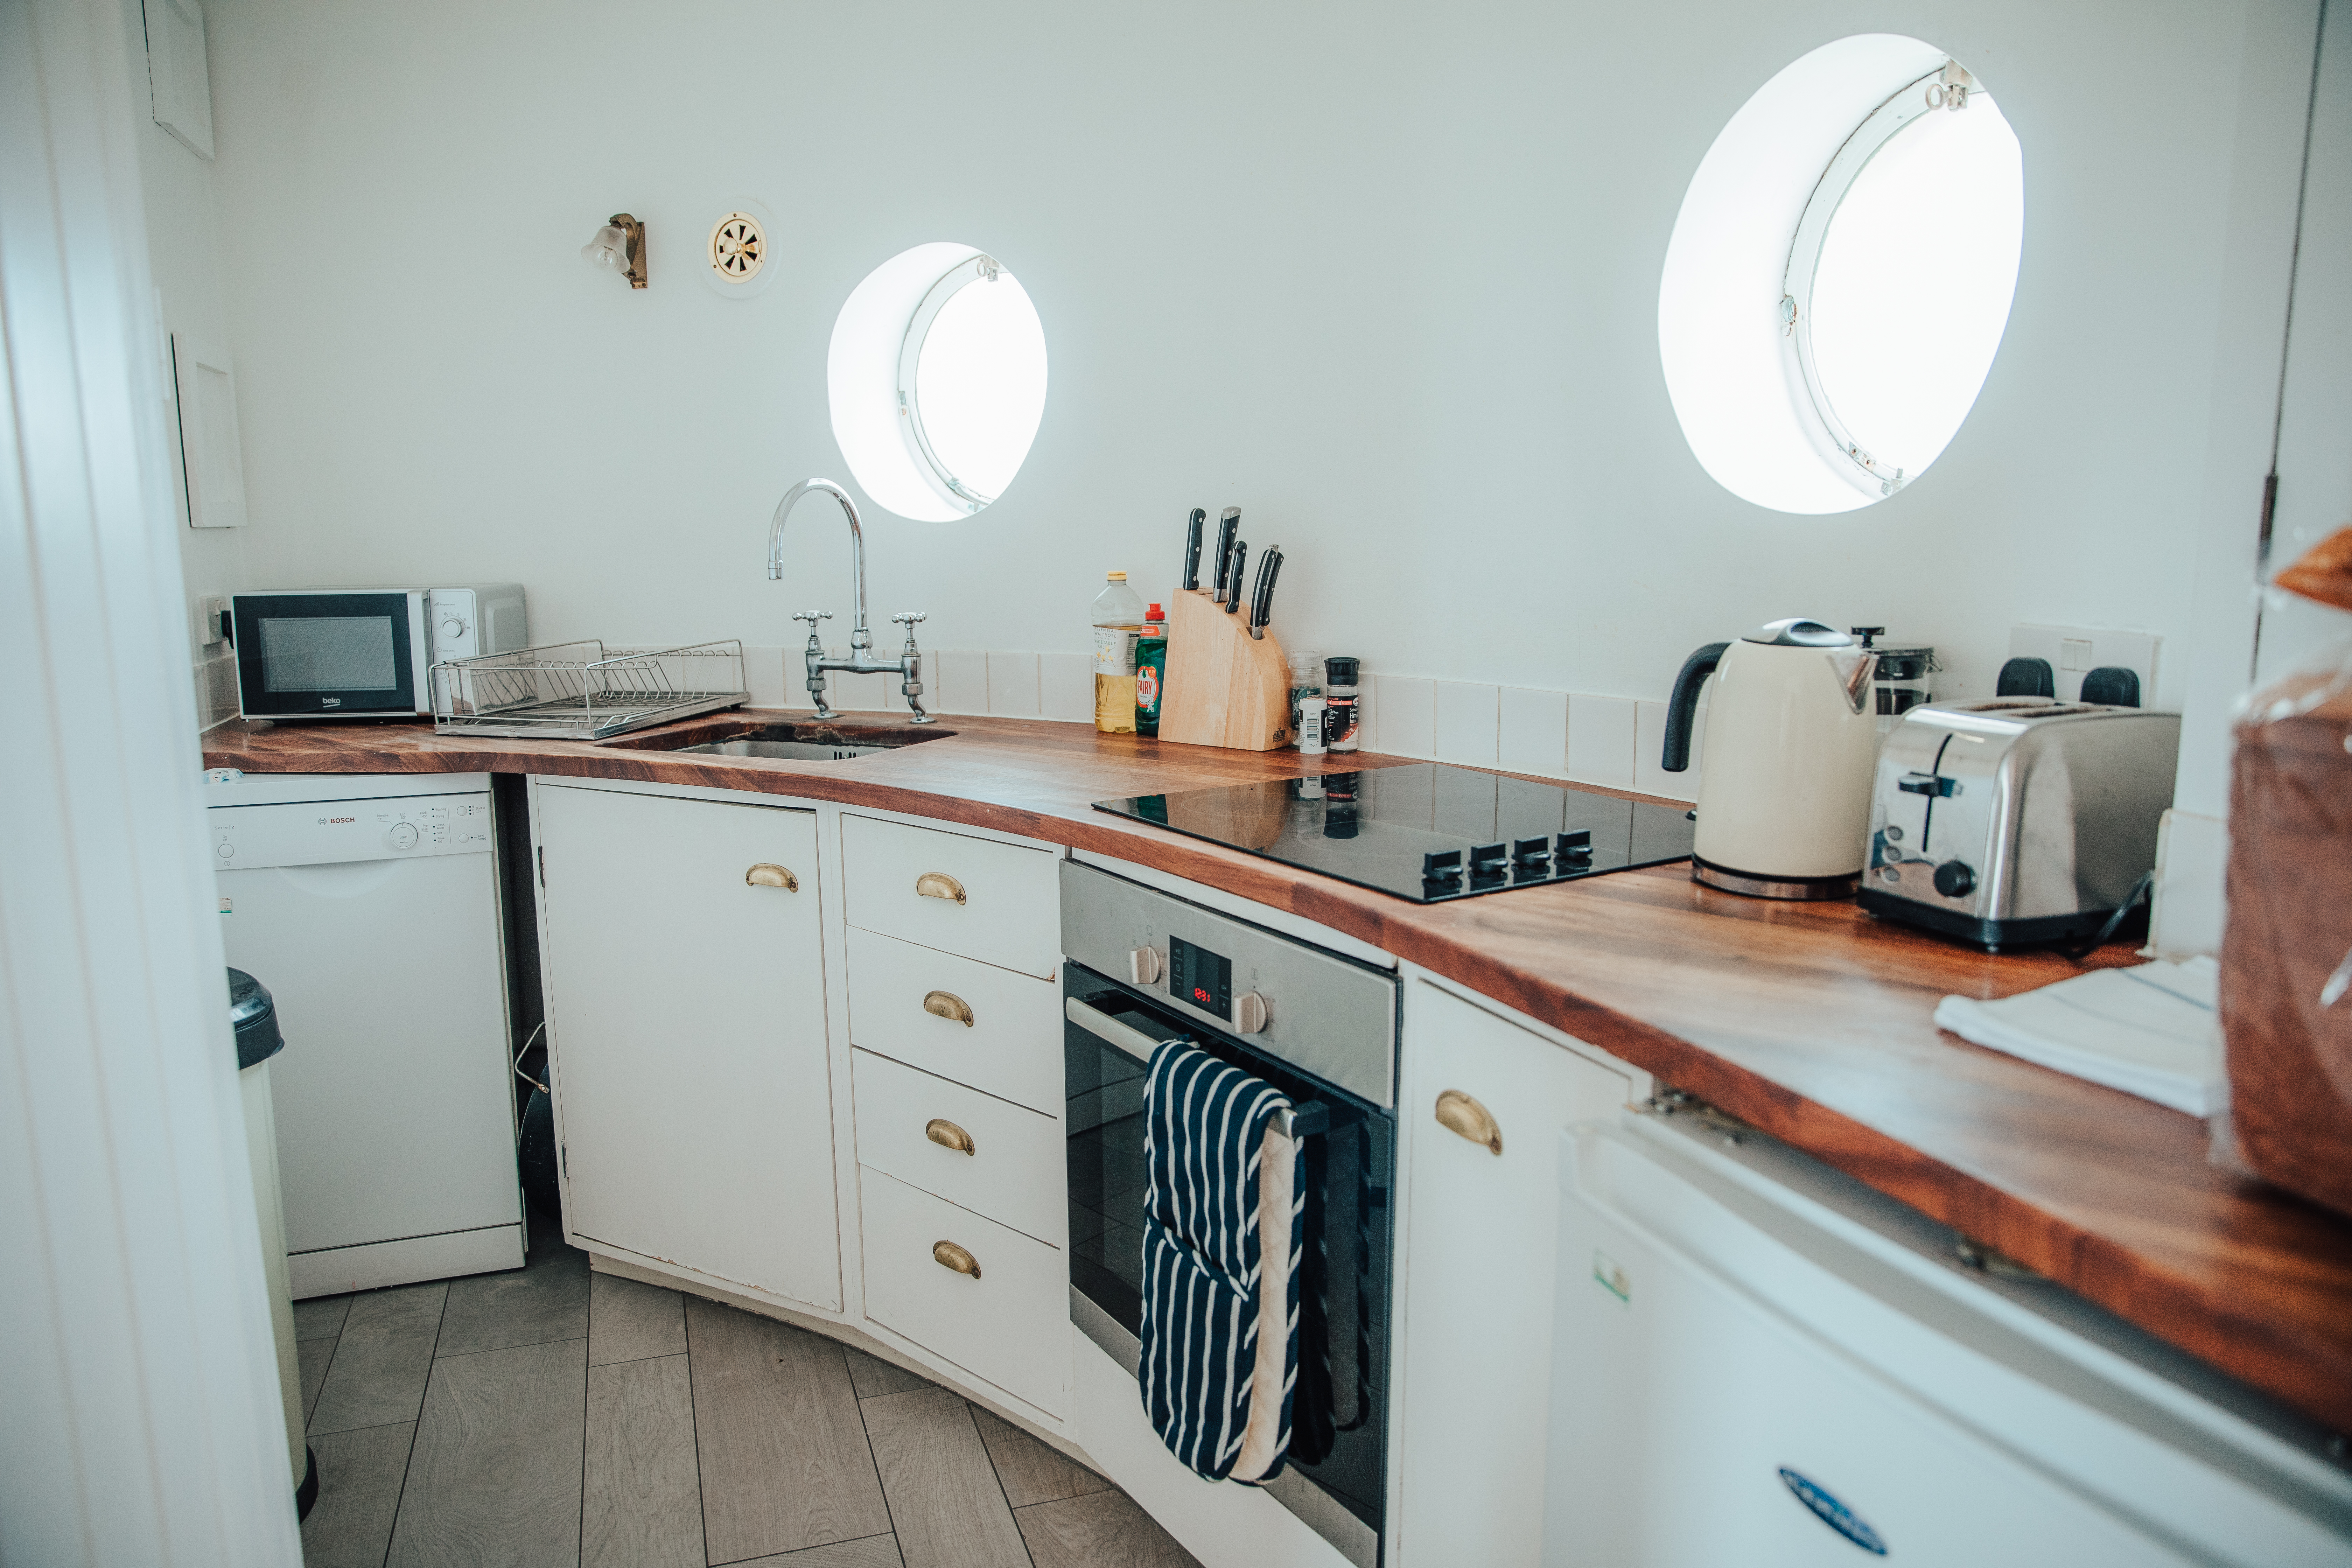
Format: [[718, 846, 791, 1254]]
[[1092, 571, 1146, 734]]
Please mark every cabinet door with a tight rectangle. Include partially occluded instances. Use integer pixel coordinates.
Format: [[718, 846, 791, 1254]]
[[1394, 981, 1633, 1568], [538, 784, 838, 1309]]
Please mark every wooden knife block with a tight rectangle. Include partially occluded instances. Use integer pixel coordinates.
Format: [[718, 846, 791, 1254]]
[[1156, 589, 1292, 752]]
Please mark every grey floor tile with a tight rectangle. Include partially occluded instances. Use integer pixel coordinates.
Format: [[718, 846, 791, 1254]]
[[842, 1345, 933, 1399], [588, 1269, 686, 1366], [968, 1405, 1111, 1507], [308, 1284, 447, 1435], [730, 1536, 906, 1567], [583, 1354, 703, 1568], [860, 1387, 1030, 1568], [387, 1337, 587, 1568], [687, 1299, 891, 1563], [1014, 1489, 1203, 1568], [294, 1294, 351, 1342], [297, 1335, 335, 1427], [298, 1421, 413, 1568], [434, 1226, 589, 1357]]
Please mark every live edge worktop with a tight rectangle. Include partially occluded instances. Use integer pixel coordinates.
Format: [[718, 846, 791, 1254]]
[[203, 711, 2352, 1438]]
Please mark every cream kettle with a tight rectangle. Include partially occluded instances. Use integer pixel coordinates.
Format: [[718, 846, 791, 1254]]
[[1660, 618, 1878, 899]]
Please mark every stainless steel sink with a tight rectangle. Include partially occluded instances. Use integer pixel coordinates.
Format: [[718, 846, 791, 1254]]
[[643, 720, 956, 760], [679, 737, 891, 761]]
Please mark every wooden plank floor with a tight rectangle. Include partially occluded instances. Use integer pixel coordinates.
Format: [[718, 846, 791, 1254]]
[[295, 1214, 1203, 1568]]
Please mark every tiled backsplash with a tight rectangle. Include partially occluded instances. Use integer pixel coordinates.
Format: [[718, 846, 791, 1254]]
[[772, 648, 1702, 804]]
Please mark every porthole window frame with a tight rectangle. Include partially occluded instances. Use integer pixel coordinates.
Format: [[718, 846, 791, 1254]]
[[897, 252, 1011, 516], [1780, 65, 1961, 499]]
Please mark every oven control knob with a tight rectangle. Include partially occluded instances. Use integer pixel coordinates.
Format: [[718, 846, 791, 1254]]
[[386, 822, 420, 851], [1234, 991, 1270, 1035], [1128, 946, 1164, 986]]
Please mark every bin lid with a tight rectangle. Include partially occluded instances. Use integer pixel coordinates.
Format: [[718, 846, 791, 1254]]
[[227, 968, 284, 1070]]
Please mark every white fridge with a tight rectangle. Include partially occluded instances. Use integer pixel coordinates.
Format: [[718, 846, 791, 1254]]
[[1546, 1111, 2352, 1566], [209, 770, 523, 1296]]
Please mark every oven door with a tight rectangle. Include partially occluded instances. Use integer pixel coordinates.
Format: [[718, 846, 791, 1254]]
[[232, 591, 428, 719], [1064, 961, 1392, 1556]]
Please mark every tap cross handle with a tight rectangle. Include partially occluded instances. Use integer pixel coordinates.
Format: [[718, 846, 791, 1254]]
[[890, 612, 928, 628], [792, 610, 833, 636]]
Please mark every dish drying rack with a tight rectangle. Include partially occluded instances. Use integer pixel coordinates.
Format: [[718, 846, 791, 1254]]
[[433, 639, 748, 741]]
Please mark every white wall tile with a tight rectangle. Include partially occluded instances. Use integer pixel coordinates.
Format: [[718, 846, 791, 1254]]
[[1497, 686, 1568, 777], [1566, 694, 1637, 789], [741, 644, 789, 709], [1372, 674, 1433, 757], [986, 651, 1041, 717], [1432, 681, 1499, 765], [934, 649, 988, 715], [1039, 651, 1092, 723], [828, 666, 889, 711]]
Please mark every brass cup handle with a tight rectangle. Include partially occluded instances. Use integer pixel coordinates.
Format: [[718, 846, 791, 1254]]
[[1435, 1089, 1503, 1155], [923, 990, 974, 1027], [926, 1118, 975, 1155], [932, 1240, 981, 1279], [745, 863, 799, 891], [916, 872, 967, 905]]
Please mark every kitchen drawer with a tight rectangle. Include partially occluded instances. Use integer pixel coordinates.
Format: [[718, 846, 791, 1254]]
[[841, 812, 1060, 979], [861, 1167, 1067, 1416], [853, 1049, 1062, 1246], [846, 926, 1062, 1115]]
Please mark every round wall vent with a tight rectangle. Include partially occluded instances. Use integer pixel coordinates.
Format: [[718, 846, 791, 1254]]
[[708, 211, 765, 284]]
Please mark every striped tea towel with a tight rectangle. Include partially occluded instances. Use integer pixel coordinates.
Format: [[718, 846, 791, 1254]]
[[1138, 1039, 1306, 1484]]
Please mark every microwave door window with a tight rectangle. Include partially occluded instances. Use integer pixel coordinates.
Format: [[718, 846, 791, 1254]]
[[257, 615, 399, 693]]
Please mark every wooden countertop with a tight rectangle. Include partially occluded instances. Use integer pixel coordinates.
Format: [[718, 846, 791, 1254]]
[[203, 712, 2352, 1436]]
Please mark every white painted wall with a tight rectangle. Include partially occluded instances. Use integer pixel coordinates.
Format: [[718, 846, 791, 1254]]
[[187, 1, 2309, 749], [124, 0, 254, 722]]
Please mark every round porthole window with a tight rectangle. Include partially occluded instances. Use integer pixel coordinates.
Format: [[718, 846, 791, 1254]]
[[828, 243, 1048, 522], [1659, 36, 2024, 513]]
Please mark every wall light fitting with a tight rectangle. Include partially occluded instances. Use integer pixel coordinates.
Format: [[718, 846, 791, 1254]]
[[581, 213, 648, 289]]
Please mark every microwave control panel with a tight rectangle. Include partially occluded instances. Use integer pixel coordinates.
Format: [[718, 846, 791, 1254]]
[[208, 793, 491, 872]]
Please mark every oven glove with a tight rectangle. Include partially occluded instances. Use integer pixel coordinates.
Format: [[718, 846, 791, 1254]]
[[1137, 1039, 1305, 1485]]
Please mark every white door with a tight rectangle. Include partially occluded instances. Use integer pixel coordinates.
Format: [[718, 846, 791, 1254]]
[[218, 850, 518, 1256], [1393, 982, 1634, 1568], [537, 784, 839, 1309]]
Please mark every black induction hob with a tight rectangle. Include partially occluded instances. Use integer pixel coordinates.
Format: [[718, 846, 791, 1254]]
[[1093, 763, 1696, 904]]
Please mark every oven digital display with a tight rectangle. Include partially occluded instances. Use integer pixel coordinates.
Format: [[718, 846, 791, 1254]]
[[1166, 934, 1232, 1021]]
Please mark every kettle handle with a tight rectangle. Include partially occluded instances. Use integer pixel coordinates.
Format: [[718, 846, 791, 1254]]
[[1662, 643, 1729, 772]]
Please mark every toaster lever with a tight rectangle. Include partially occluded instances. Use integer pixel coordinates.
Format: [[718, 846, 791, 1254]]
[[1898, 771, 1958, 798]]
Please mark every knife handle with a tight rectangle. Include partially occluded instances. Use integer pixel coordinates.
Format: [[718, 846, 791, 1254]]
[[1214, 507, 1240, 595], [1224, 541, 1247, 611], [1182, 507, 1204, 592]]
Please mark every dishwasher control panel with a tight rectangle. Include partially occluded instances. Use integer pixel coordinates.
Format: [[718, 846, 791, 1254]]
[[209, 793, 492, 870]]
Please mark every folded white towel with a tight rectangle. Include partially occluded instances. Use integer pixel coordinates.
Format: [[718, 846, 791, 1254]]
[[1932, 957, 2223, 1116]]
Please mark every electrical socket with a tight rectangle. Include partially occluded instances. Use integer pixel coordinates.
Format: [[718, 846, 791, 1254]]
[[196, 594, 229, 646], [2008, 624, 2160, 705]]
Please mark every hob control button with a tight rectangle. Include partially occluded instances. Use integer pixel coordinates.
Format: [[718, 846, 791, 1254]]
[[386, 822, 421, 851], [1233, 991, 1270, 1035], [1932, 860, 1976, 899]]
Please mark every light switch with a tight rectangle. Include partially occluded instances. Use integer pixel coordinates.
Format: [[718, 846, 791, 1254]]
[[2059, 638, 2092, 672]]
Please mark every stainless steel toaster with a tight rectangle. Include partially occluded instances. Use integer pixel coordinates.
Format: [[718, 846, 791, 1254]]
[[1858, 699, 2180, 949]]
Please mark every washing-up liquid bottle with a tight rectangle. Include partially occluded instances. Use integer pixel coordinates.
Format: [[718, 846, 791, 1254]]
[[1092, 572, 1146, 734], [1135, 602, 1169, 737]]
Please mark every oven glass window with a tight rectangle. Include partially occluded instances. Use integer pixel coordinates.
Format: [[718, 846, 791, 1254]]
[[257, 615, 399, 692]]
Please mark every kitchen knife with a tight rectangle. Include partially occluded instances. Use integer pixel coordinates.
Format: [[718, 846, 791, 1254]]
[[1213, 507, 1240, 601], [1182, 507, 1205, 592], [1224, 540, 1247, 612], [1248, 546, 1282, 639]]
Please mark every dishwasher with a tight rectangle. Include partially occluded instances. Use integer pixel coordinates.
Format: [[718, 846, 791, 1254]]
[[208, 770, 523, 1296], [1546, 1109, 2352, 1565]]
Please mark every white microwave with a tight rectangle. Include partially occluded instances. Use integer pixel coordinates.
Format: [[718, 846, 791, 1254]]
[[230, 584, 526, 721]]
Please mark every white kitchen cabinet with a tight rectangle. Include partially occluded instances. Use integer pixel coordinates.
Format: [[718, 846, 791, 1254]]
[[1393, 980, 1637, 1568], [536, 782, 840, 1310]]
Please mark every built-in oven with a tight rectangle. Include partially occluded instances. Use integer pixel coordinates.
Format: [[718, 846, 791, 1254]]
[[230, 584, 525, 721], [1060, 859, 1397, 1567]]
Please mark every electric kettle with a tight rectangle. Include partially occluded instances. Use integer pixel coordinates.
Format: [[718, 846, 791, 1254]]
[[1661, 618, 1877, 899]]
